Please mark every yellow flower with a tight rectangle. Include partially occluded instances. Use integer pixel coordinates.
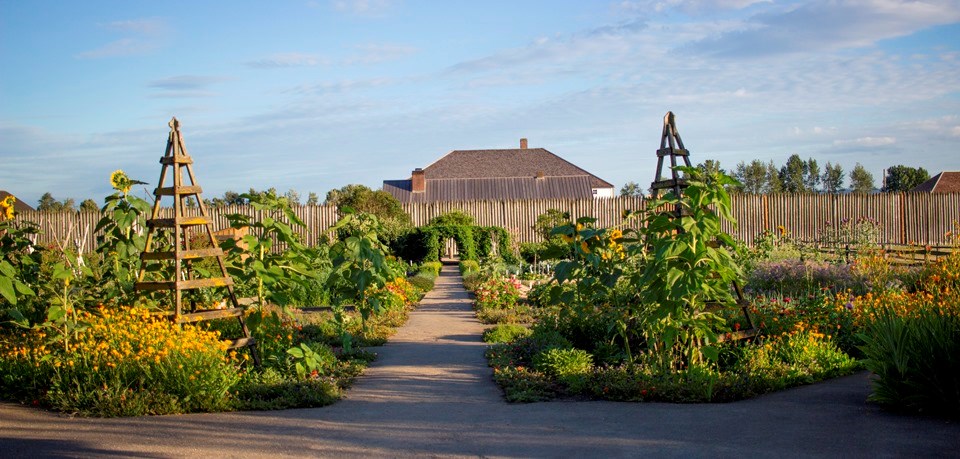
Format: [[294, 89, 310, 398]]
[[0, 195, 15, 220], [110, 170, 133, 195], [580, 241, 590, 254], [561, 234, 573, 243], [609, 229, 623, 241]]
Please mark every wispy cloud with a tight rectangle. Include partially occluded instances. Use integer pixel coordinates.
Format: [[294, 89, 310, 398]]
[[245, 52, 329, 69], [330, 0, 395, 16], [834, 136, 897, 147], [147, 75, 228, 98], [688, 0, 960, 58], [289, 76, 400, 95], [617, 0, 771, 14], [247, 44, 416, 69], [344, 43, 417, 64], [75, 18, 169, 59]]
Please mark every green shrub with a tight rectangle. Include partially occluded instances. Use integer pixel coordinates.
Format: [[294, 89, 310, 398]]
[[462, 272, 484, 292], [459, 260, 480, 276], [533, 347, 594, 393], [492, 366, 557, 402], [731, 329, 859, 394], [859, 307, 960, 417], [533, 348, 593, 376], [234, 367, 341, 411], [483, 324, 532, 343], [408, 273, 435, 292], [419, 261, 442, 277]]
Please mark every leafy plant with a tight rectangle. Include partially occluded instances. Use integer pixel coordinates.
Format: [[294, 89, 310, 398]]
[[325, 210, 396, 350], [0, 217, 39, 312], [286, 343, 335, 380], [94, 170, 152, 306], [637, 167, 743, 368], [222, 190, 324, 311], [483, 323, 531, 344], [858, 301, 960, 417]]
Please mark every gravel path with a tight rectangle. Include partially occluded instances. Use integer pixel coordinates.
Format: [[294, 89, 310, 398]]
[[2, 264, 958, 458]]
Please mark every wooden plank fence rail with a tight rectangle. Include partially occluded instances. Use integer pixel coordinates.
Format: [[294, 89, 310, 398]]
[[12, 193, 960, 255]]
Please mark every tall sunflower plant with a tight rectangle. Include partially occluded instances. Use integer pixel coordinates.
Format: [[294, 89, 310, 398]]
[[93, 170, 152, 306]]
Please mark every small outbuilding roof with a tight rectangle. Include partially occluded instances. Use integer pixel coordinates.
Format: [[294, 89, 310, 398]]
[[910, 171, 960, 193], [0, 190, 36, 212]]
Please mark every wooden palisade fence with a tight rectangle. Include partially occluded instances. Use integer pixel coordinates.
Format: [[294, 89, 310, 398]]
[[14, 193, 960, 255]]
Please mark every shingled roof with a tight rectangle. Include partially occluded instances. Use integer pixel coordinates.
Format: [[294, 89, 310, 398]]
[[0, 190, 36, 212], [910, 172, 960, 193], [384, 176, 594, 202], [383, 142, 614, 202], [422, 148, 614, 189]]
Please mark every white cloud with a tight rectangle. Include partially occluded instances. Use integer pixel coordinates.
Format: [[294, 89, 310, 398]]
[[246, 53, 329, 68], [618, 0, 771, 14], [689, 0, 960, 58], [75, 18, 169, 59], [147, 75, 227, 99], [834, 136, 897, 147], [344, 43, 417, 65], [330, 0, 394, 16]]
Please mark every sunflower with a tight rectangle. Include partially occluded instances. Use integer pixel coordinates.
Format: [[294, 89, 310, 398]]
[[110, 170, 132, 195], [0, 195, 15, 220], [609, 228, 623, 241]]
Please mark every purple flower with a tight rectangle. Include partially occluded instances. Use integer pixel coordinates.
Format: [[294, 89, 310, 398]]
[[844, 302, 854, 310]]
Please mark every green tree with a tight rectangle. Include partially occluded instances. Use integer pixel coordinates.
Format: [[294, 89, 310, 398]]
[[37, 193, 74, 211], [696, 159, 723, 176], [285, 189, 301, 206], [534, 209, 569, 241], [779, 155, 808, 193], [805, 158, 820, 192], [306, 192, 320, 206], [429, 210, 475, 226], [765, 161, 783, 193], [733, 160, 767, 194], [882, 165, 930, 192], [79, 199, 99, 212], [619, 181, 644, 197], [849, 163, 875, 194], [325, 184, 412, 242], [821, 162, 844, 194], [224, 191, 245, 205]]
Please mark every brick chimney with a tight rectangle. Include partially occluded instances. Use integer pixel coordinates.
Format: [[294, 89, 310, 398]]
[[520, 138, 528, 149], [411, 168, 425, 193]]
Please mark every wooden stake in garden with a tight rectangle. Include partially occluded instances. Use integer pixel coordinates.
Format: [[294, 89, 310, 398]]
[[650, 111, 756, 341], [135, 117, 260, 366], [651, 111, 693, 218]]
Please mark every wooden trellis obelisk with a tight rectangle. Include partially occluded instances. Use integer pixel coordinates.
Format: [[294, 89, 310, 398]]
[[650, 111, 756, 341], [135, 117, 259, 365], [651, 111, 694, 217]]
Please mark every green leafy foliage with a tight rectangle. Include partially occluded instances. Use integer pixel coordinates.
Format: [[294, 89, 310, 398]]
[[93, 186, 151, 306], [637, 166, 742, 368], [222, 190, 326, 310], [482, 323, 531, 344], [858, 306, 960, 417]]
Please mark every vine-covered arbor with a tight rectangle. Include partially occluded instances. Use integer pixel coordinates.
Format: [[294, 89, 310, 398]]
[[393, 224, 514, 263]]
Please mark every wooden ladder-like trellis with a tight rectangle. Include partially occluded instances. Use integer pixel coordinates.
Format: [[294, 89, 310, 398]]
[[135, 117, 260, 365], [650, 111, 756, 342]]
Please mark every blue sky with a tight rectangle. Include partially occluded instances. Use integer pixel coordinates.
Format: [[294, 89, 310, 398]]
[[2, 0, 960, 206]]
